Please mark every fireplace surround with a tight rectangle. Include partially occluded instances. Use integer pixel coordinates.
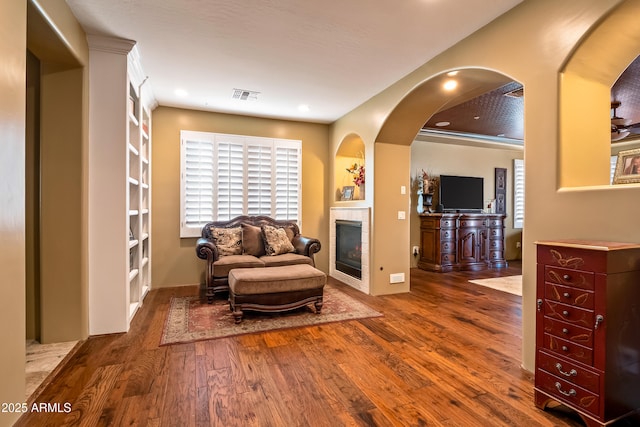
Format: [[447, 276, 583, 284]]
[[330, 207, 370, 294]]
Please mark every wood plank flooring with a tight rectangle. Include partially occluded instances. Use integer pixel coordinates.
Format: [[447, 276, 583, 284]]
[[17, 263, 628, 426]]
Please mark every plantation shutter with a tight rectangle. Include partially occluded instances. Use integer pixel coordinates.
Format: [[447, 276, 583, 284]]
[[275, 143, 300, 221], [513, 158, 525, 229], [247, 141, 273, 216], [216, 137, 244, 220], [181, 134, 215, 235], [180, 131, 302, 238]]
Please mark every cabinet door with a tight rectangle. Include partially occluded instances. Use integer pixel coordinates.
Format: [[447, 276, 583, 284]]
[[458, 228, 481, 263]]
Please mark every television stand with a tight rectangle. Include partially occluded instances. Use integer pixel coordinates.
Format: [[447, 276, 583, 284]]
[[418, 212, 507, 272]]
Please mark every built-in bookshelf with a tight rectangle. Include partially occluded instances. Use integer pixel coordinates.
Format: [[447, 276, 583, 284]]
[[88, 35, 153, 334]]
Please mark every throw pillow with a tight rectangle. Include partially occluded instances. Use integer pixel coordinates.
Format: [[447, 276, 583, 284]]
[[261, 224, 295, 256], [209, 226, 242, 256], [241, 223, 266, 257]]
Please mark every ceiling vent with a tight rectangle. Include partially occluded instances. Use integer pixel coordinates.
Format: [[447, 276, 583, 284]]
[[232, 88, 260, 101], [504, 87, 524, 98]]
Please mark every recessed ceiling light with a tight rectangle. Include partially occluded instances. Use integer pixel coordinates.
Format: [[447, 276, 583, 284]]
[[174, 88, 188, 97], [435, 121, 450, 127], [474, 116, 480, 120], [443, 79, 458, 91], [298, 104, 310, 112]]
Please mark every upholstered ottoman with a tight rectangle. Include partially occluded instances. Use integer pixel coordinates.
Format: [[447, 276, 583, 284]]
[[228, 264, 326, 323]]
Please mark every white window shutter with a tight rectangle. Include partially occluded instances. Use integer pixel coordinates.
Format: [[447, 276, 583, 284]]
[[181, 135, 215, 237], [180, 131, 301, 237], [275, 143, 300, 221], [247, 141, 273, 216], [513, 158, 525, 229], [216, 139, 244, 220]]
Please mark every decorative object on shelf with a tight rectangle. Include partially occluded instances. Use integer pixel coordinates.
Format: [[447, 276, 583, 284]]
[[346, 162, 365, 186], [341, 186, 354, 201], [613, 147, 640, 184], [494, 167, 507, 214], [418, 169, 435, 213]]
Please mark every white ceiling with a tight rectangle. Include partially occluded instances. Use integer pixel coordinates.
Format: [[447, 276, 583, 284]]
[[66, 0, 523, 123]]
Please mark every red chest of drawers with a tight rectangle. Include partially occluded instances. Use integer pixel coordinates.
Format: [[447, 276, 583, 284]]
[[534, 240, 640, 426]]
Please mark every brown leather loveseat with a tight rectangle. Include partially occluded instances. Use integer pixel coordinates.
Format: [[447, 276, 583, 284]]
[[196, 215, 321, 302]]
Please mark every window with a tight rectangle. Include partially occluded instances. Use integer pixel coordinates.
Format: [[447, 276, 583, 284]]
[[180, 131, 301, 237], [513, 158, 524, 229]]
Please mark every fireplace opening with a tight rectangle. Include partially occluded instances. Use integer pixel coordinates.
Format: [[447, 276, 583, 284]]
[[336, 220, 362, 279]]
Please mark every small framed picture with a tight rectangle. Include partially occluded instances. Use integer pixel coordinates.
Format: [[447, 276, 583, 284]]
[[613, 148, 640, 184], [341, 186, 354, 201]]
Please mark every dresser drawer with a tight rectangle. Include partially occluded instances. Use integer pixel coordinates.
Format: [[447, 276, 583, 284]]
[[544, 283, 594, 309], [537, 351, 599, 393], [543, 300, 593, 329], [441, 219, 456, 228], [441, 229, 455, 239], [441, 253, 456, 264], [441, 240, 455, 252], [535, 370, 600, 418], [543, 317, 593, 347], [544, 266, 594, 291], [544, 333, 593, 365], [459, 218, 485, 228]]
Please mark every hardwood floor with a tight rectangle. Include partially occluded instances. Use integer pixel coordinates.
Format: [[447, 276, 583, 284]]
[[18, 262, 619, 426]]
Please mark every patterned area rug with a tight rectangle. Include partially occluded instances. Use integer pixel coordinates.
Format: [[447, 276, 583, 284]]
[[468, 275, 523, 296], [161, 286, 382, 345]]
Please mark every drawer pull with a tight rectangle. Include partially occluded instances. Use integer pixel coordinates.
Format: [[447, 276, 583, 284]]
[[562, 346, 569, 352], [562, 310, 569, 317], [595, 314, 604, 329], [562, 328, 569, 334], [563, 292, 570, 298], [563, 274, 571, 281], [555, 363, 577, 377], [555, 382, 577, 397], [537, 299, 543, 312]]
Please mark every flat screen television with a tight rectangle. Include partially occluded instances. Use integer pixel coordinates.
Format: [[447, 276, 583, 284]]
[[439, 175, 484, 212]]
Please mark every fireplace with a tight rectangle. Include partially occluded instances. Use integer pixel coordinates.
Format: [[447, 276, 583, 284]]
[[335, 220, 362, 279]]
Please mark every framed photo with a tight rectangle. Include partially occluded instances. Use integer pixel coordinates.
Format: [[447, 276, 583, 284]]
[[613, 148, 640, 184], [341, 186, 354, 201]]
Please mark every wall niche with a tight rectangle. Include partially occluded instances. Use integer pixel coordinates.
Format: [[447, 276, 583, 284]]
[[335, 134, 366, 201]]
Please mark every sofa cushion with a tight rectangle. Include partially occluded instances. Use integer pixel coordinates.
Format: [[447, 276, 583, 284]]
[[261, 224, 295, 256], [241, 223, 266, 257], [259, 253, 313, 268], [212, 254, 264, 277], [210, 226, 242, 256]]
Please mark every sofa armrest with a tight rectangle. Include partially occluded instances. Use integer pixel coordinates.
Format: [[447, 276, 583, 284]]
[[292, 235, 321, 266], [196, 238, 219, 262]]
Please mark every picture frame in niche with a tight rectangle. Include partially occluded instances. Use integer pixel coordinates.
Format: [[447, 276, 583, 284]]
[[613, 147, 640, 184], [341, 186, 354, 201]]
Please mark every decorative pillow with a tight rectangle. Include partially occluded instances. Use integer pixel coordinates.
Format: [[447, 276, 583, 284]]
[[241, 223, 266, 257], [209, 226, 242, 256], [261, 224, 295, 256]]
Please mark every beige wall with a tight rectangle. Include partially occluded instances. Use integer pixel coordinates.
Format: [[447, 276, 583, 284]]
[[410, 137, 524, 264], [151, 106, 330, 287], [0, 1, 27, 423], [330, 0, 637, 372]]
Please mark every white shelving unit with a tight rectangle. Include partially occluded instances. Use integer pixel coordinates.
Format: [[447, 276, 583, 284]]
[[88, 35, 154, 334]]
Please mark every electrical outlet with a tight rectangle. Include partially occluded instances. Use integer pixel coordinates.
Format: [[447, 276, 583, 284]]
[[390, 273, 405, 284], [412, 246, 420, 256], [516, 241, 521, 248]]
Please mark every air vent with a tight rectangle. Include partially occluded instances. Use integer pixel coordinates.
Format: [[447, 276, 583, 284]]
[[504, 87, 524, 98], [232, 88, 260, 101]]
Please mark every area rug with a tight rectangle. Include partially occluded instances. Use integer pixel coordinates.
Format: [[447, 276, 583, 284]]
[[468, 275, 522, 296], [160, 286, 383, 345]]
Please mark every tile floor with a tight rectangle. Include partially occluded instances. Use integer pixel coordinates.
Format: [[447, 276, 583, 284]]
[[25, 340, 79, 399]]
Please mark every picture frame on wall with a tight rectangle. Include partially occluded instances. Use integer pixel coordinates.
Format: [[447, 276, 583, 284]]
[[494, 167, 507, 214], [341, 186, 354, 201], [613, 148, 640, 184]]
